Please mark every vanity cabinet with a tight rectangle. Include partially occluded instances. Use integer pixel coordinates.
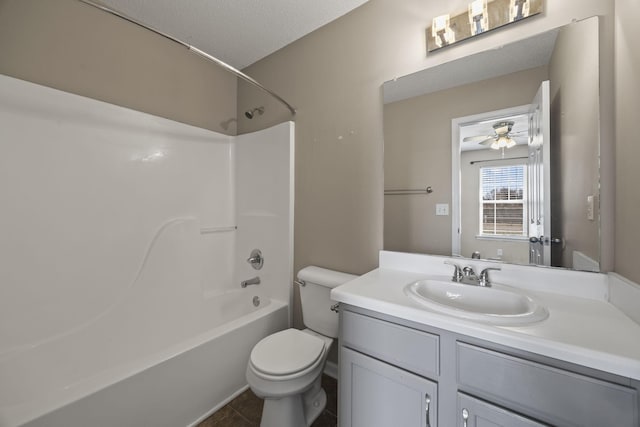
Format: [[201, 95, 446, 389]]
[[338, 306, 640, 427]]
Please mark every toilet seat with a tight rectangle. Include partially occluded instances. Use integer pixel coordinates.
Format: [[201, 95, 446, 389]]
[[249, 329, 326, 381]]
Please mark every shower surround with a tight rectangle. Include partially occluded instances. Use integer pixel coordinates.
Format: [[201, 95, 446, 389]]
[[0, 74, 294, 427]]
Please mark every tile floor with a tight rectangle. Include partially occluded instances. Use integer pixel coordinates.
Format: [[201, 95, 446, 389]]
[[198, 375, 337, 427]]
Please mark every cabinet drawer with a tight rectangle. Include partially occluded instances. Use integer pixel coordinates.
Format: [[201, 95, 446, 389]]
[[342, 310, 439, 378], [457, 342, 639, 427]]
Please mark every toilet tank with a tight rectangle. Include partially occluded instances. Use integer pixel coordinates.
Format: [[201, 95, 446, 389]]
[[297, 266, 357, 338]]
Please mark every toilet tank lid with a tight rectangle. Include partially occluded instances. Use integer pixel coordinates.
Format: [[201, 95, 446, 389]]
[[297, 266, 358, 289]]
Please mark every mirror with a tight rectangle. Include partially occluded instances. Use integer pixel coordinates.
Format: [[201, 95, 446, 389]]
[[383, 16, 601, 271]]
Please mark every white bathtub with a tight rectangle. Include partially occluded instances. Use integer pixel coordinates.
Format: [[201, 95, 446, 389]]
[[0, 291, 287, 427], [0, 218, 289, 427]]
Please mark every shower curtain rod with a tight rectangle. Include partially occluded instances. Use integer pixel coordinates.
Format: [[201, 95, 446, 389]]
[[78, 0, 297, 116]]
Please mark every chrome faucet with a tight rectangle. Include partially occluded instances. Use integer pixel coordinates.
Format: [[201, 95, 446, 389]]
[[444, 261, 501, 287], [241, 276, 261, 288], [444, 261, 478, 284]]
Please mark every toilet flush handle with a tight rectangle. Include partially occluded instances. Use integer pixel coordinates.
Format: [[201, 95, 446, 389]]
[[330, 303, 340, 313]]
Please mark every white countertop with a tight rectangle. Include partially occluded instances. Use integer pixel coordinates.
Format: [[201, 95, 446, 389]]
[[331, 252, 640, 381]]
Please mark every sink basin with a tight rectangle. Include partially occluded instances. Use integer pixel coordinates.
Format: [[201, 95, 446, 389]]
[[404, 278, 548, 325]]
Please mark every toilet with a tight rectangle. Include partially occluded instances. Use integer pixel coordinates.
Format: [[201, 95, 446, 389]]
[[246, 266, 357, 427]]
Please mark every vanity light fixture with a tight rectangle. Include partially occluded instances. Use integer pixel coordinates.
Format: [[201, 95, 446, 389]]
[[426, 0, 542, 52], [468, 0, 488, 35], [509, 0, 530, 22], [432, 14, 455, 48]]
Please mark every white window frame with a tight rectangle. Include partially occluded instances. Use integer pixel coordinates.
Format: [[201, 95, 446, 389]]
[[478, 164, 528, 239]]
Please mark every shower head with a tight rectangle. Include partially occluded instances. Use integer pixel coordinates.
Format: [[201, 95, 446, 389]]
[[244, 106, 264, 119]]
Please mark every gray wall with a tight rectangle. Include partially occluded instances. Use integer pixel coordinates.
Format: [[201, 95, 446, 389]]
[[0, 0, 237, 135], [549, 18, 601, 268]]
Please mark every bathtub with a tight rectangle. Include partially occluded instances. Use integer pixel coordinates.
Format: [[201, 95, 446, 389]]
[[0, 219, 289, 427], [0, 291, 287, 427]]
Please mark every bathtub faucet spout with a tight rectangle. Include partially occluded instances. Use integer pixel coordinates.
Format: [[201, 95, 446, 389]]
[[241, 276, 261, 288]]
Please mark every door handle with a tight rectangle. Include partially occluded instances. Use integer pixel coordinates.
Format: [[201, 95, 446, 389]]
[[529, 236, 562, 245]]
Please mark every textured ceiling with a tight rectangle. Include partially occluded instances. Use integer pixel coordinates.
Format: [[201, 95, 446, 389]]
[[98, 0, 370, 70]]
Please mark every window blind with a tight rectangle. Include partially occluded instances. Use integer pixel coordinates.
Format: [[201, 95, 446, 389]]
[[480, 165, 527, 236]]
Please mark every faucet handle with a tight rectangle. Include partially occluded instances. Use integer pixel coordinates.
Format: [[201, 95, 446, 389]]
[[444, 260, 463, 282], [246, 249, 264, 270], [479, 267, 501, 287]]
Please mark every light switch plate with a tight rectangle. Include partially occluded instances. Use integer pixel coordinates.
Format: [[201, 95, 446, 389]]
[[436, 203, 449, 216]]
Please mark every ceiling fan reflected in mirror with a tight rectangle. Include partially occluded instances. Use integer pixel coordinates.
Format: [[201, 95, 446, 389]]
[[463, 120, 526, 150]]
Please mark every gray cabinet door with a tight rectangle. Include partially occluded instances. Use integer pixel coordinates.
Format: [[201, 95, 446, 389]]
[[457, 393, 547, 427], [340, 347, 437, 427]]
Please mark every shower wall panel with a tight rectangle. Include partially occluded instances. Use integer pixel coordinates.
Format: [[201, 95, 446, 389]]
[[0, 74, 234, 356]]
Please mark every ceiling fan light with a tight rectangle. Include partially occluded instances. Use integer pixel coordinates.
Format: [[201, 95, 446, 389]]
[[491, 135, 516, 150]]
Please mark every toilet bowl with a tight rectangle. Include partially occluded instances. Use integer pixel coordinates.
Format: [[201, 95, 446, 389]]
[[246, 266, 356, 427]]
